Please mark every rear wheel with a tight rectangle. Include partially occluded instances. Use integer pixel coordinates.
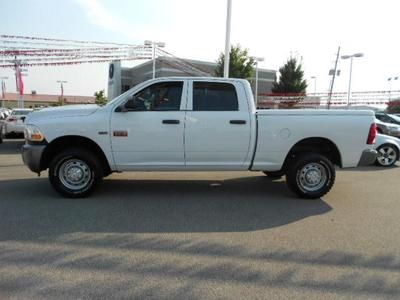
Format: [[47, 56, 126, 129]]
[[286, 153, 335, 199], [49, 148, 103, 198], [375, 144, 399, 167]]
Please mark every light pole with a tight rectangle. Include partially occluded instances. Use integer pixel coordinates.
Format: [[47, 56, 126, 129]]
[[57, 80, 67, 105], [388, 76, 398, 101], [1, 76, 8, 108], [144, 40, 166, 79], [251, 57, 264, 105], [341, 53, 364, 106], [310, 76, 317, 94], [224, 0, 232, 78]]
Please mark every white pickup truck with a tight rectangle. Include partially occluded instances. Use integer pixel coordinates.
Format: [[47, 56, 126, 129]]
[[22, 77, 377, 199]]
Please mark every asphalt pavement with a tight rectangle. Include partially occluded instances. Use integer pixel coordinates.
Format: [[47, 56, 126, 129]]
[[0, 140, 400, 299]]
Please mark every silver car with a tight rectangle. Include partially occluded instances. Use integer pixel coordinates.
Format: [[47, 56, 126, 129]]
[[2, 108, 33, 138], [375, 118, 400, 138]]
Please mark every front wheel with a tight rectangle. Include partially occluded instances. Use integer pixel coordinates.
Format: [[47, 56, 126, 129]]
[[286, 154, 335, 199], [49, 148, 102, 198]]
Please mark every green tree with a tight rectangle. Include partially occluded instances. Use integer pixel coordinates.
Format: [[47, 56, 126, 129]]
[[272, 57, 307, 94], [215, 45, 255, 79], [386, 99, 400, 114], [94, 89, 107, 105]]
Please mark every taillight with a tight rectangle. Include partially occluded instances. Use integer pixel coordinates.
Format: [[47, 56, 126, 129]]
[[7, 117, 17, 122], [367, 123, 377, 144]]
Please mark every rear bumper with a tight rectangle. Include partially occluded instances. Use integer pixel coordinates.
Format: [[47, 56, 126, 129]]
[[3, 123, 25, 134], [21, 144, 46, 173], [358, 149, 378, 166]]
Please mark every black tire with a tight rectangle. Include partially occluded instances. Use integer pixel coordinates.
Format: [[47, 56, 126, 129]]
[[49, 148, 103, 198], [262, 171, 284, 179], [375, 144, 399, 167], [286, 153, 335, 199]]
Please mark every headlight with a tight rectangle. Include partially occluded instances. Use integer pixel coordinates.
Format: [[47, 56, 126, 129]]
[[24, 125, 45, 142]]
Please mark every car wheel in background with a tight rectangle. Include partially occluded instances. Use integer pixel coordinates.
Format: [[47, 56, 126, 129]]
[[375, 144, 399, 167]]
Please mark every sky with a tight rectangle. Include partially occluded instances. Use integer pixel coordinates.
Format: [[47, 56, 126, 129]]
[[1, 0, 400, 96]]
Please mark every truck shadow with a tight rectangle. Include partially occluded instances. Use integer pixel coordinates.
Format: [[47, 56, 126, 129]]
[[0, 176, 331, 238]]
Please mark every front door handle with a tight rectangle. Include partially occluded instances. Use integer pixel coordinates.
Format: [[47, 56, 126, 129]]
[[162, 119, 180, 124], [230, 120, 246, 125]]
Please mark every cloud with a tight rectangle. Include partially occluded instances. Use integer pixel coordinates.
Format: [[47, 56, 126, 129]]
[[73, 0, 152, 41]]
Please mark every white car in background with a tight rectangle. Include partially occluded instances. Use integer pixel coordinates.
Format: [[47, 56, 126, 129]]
[[374, 134, 400, 167], [2, 108, 33, 138]]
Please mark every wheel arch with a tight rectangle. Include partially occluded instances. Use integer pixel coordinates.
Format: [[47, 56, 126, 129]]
[[41, 135, 111, 176], [282, 137, 342, 172]]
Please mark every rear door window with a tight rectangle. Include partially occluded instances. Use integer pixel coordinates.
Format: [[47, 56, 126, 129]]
[[193, 82, 238, 111]]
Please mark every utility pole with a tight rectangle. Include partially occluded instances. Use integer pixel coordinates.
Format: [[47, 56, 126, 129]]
[[328, 46, 340, 109], [57, 80, 67, 105], [1, 76, 8, 108]]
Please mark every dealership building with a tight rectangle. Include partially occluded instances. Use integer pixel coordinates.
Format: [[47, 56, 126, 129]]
[[107, 57, 276, 100], [1, 92, 95, 108]]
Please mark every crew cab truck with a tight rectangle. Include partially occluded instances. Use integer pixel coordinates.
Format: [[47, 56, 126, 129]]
[[22, 77, 377, 199]]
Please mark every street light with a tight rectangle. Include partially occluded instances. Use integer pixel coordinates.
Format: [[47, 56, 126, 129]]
[[251, 56, 264, 105], [310, 76, 317, 94], [341, 52, 364, 106], [224, 0, 232, 78], [388, 76, 399, 101], [144, 40, 166, 79]]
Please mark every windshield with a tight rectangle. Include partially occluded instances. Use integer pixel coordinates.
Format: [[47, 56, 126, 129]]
[[106, 81, 148, 107], [105, 89, 132, 107], [388, 114, 400, 122]]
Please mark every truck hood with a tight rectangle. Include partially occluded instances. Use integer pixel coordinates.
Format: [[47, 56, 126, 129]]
[[26, 105, 99, 122]]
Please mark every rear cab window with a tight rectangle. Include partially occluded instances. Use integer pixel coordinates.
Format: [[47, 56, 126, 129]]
[[193, 82, 238, 111]]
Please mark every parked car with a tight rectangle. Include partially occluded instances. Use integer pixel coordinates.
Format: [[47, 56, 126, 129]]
[[374, 134, 400, 167], [2, 108, 33, 138], [22, 77, 377, 199], [375, 112, 400, 125], [375, 118, 400, 138]]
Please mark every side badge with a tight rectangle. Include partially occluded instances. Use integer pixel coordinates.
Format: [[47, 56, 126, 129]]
[[113, 131, 128, 137]]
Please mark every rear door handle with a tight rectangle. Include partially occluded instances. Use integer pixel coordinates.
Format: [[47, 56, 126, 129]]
[[162, 119, 180, 124], [230, 120, 246, 125]]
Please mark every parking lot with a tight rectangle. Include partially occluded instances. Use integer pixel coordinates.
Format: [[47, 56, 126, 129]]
[[0, 139, 400, 299]]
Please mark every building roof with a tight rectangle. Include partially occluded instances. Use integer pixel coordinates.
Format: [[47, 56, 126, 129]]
[[2, 93, 95, 104]]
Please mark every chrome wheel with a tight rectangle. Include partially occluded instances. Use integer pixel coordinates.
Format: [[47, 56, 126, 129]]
[[58, 159, 92, 190], [377, 145, 398, 166], [296, 162, 328, 192]]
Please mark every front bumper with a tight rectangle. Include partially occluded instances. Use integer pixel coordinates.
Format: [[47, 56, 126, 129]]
[[21, 144, 47, 173], [358, 149, 378, 166]]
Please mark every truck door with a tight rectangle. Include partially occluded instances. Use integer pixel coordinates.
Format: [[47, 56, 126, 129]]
[[110, 80, 187, 170], [184, 81, 252, 170]]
